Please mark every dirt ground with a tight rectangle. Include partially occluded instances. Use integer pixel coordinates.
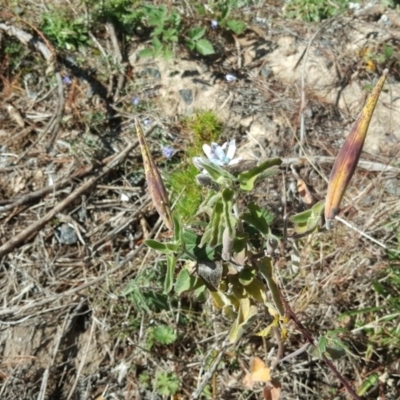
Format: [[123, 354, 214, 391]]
[[1, 1, 400, 399]]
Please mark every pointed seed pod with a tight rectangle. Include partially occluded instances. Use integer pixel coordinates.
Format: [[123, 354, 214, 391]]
[[325, 69, 388, 229], [135, 118, 173, 230]]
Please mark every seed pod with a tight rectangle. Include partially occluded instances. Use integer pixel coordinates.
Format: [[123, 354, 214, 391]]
[[325, 69, 388, 229], [135, 118, 173, 230]]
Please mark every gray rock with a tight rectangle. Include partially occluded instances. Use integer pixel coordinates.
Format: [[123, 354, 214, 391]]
[[261, 64, 272, 78], [142, 67, 161, 79], [178, 89, 193, 105], [57, 223, 78, 245]]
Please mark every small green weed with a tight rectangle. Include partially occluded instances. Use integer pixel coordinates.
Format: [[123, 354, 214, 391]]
[[90, 0, 142, 34], [136, 4, 217, 58], [168, 111, 223, 221], [155, 371, 180, 396], [169, 165, 203, 220], [185, 110, 223, 156], [139, 370, 180, 396], [284, 0, 349, 22], [122, 263, 172, 314], [1, 39, 26, 73], [146, 324, 177, 350], [138, 4, 183, 59], [41, 11, 90, 50], [43, 0, 248, 58]]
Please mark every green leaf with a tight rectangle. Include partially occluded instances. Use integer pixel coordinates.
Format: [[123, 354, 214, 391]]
[[244, 277, 269, 305], [200, 199, 224, 249], [258, 257, 285, 316], [175, 268, 197, 294], [162, 28, 178, 42], [163, 254, 176, 294], [138, 48, 154, 58], [384, 44, 393, 59], [173, 212, 183, 244], [226, 19, 246, 35], [182, 229, 215, 261], [148, 5, 167, 26], [145, 239, 177, 254], [220, 5, 231, 20], [194, 157, 236, 182], [193, 284, 206, 299], [357, 373, 379, 396], [188, 27, 205, 41], [166, 242, 180, 252], [153, 325, 177, 345], [228, 298, 258, 343], [186, 39, 195, 51], [155, 371, 179, 396], [317, 336, 328, 356], [238, 267, 255, 286], [241, 202, 273, 236], [195, 39, 215, 56], [238, 158, 282, 191], [231, 231, 248, 266], [289, 200, 324, 234], [222, 188, 235, 236]]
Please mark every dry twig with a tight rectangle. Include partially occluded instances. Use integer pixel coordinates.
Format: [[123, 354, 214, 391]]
[[0, 142, 136, 258]]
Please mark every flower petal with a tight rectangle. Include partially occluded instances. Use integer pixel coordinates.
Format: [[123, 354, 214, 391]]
[[226, 139, 237, 160], [202, 144, 212, 160], [228, 157, 242, 166], [212, 143, 227, 163]]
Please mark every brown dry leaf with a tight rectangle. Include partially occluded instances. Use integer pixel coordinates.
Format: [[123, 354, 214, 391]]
[[290, 165, 316, 207], [263, 380, 282, 400], [243, 356, 271, 389], [297, 177, 316, 207]]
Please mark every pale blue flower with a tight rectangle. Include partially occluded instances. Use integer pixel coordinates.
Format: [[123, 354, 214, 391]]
[[62, 76, 72, 85], [211, 20, 218, 29], [202, 139, 241, 167], [131, 97, 140, 106], [225, 73, 237, 82], [162, 146, 174, 159], [144, 117, 151, 126]]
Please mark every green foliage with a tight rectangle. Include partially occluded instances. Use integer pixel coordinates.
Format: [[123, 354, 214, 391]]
[[169, 164, 203, 220], [186, 27, 215, 56], [135, 4, 214, 58], [122, 265, 172, 314], [138, 4, 181, 59], [2, 39, 26, 72], [146, 325, 177, 349], [284, 0, 349, 22], [338, 261, 400, 360], [148, 145, 307, 342], [138, 371, 151, 389], [91, 0, 142, 33], [139, 370, 180, 396], [168, 111, 223, 221], [155, 371, 180, 395], [185, 111, 223, 157], [289, 200, 325, 234], [40, 11, 90, 50], [40, 0, 248, 57], [212, 0, 251, 34], [312, 329, 348, 359]]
